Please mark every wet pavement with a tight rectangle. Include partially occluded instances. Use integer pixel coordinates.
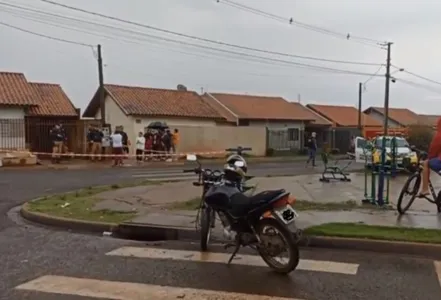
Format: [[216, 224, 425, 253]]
[[0, 160, 357, 231], [3, 164, 441, 299], [3, 221, 441, 300], [92, 173, 441, 230]]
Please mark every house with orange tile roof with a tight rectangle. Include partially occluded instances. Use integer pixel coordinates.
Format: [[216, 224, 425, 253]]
[[306, 104, 383, 153], [363, 106, 420, 128], [82, 84, 225, 152], [203, 92, 327, 150], [0, 72, 79, 150]]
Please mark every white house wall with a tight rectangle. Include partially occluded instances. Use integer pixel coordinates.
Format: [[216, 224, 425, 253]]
[[0, 106, 26, 149], [95, 95, 134, 151]]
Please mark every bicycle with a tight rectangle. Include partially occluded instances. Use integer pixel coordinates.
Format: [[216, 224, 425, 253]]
[[396, 147, 441, 214]]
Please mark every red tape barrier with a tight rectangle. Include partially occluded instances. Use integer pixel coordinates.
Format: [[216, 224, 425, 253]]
[[8, 150, 227, 158]]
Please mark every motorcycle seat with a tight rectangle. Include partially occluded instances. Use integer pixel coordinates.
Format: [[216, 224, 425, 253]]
[[248, 189, 286, 205]]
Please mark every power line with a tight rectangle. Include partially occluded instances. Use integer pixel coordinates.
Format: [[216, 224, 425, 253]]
[[395, 78, 441, 94], [0, 2, 384, 77], [217, 0, 385, 48], [0, 20, 93, 47], [362, 65, 384, 91], [36, 0, 381, 66], [398, 69, 441, 86]]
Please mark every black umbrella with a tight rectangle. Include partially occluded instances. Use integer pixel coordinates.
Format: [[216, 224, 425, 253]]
[[147, 121, 169, 130]]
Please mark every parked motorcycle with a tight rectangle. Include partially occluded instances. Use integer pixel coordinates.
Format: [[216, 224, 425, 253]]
[[184, 154, 301, 274]]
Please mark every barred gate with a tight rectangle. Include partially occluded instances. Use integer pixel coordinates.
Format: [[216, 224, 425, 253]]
[[266, 128, 302, 153], [0, 118, 100, 156]]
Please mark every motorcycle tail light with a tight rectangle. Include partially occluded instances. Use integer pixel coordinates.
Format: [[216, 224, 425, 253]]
[[273, 195, 295, 208]]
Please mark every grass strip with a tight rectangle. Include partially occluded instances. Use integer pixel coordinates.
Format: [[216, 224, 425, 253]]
[[304, 222, 441, 244], [26, 181, 159, 223]]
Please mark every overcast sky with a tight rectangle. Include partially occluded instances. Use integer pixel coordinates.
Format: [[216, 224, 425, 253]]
[[1, 0, 440, 114]]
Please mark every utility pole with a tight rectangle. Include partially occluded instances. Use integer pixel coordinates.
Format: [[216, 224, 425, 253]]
[[377, 42, 393, 207], [357, 82, 362, 133], [97, 44, 105, 126]]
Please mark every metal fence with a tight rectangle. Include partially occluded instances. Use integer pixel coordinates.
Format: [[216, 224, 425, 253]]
[[266, 127, 302, 153], [0, 118, 100, 156]]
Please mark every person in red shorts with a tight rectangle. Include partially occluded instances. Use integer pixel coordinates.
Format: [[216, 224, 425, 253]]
[[419, 117, 441, 197]]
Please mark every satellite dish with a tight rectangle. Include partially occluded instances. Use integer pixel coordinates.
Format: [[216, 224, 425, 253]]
[[177, 84, 187, 91]]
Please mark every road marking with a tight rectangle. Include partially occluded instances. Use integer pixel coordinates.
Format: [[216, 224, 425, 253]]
[[15, 275, 302, 300], [106, 246, 359, 275], [434, 261, 441, 288]]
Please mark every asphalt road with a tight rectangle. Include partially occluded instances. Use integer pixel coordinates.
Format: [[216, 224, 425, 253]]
[[1, 160, 440, 299], [2, 216, 441, 300]]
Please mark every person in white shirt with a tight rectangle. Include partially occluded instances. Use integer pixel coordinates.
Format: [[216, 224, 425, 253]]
[[135, 131, 146, 164], [110, 128, 123, 166]]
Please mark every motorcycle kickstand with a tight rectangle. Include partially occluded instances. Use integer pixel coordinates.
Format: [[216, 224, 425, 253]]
[[227, 243, 241, 265]]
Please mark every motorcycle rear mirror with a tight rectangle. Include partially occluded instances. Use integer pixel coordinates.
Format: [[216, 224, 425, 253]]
[[186, 154, 197, 161], [234, 161, 245, 168]]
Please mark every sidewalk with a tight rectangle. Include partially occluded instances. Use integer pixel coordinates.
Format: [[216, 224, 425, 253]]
[[90, 173, 441, 230]]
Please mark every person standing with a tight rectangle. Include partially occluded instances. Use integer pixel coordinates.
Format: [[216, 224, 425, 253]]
[[50, 124, 65, 163], [110, 128, 123, 166], [87, 125, 103, 161], [306, 132, 317, 167], [135, 131, 145, 164], [162, 129, 172, 162], [118, 125, 130, 159], [171, 128, 180, 161]]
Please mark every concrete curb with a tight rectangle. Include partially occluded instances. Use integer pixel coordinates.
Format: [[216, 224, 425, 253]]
[[21, 204, 441, 260], [20, 203, 116, 233], [301, 236, 441, 259]]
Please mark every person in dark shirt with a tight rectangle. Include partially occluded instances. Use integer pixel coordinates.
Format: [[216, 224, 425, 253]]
[[305, 132, 317, 167], [50, 124, 65, 163], [163, 129, 172, 160], [87, 125, 104, 161], [118, 126, 129, 156], [419, 117, 441, 197]]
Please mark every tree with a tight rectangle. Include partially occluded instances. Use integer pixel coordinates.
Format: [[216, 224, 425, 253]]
[[407, 124, 434, 149]]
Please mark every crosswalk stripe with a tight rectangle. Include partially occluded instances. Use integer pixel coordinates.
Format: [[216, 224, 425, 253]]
[[106, 246, 359, 275], [15, 275, 303, 300], [434, 261, 441, 288]]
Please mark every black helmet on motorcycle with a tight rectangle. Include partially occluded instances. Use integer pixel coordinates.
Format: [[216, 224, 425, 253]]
[[225, 154, 247, 173]]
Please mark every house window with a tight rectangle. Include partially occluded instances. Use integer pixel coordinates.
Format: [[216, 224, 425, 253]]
[[288, 128, 299, 141], [135, 119, 141, 124]]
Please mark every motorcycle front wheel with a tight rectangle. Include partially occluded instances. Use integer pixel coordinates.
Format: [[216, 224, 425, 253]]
[[200, 206, 212, 251], [256, 218, 299, 274]]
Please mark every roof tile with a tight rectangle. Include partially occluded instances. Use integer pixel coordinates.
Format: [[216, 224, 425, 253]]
[[0, 72, 39, 105], [28, 83, 78, 116], [307, 104, 381, 127], [290, 103, 332, 126], [417, 114, 440, 127], [104, 84, 222, 119], [209, 93, 315, 121], [366, 107, 419, 126]]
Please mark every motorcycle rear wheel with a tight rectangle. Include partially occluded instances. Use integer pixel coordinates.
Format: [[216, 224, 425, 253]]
[[256, 218, 299, 274], [200, 206, 212, 252]]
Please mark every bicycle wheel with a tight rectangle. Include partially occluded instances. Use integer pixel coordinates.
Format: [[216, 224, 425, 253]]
[[200, 206, 212, 252], [397, 173, 420, 214]]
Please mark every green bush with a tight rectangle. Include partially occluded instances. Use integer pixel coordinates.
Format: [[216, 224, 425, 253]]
[[407, 125, 434, 150]]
